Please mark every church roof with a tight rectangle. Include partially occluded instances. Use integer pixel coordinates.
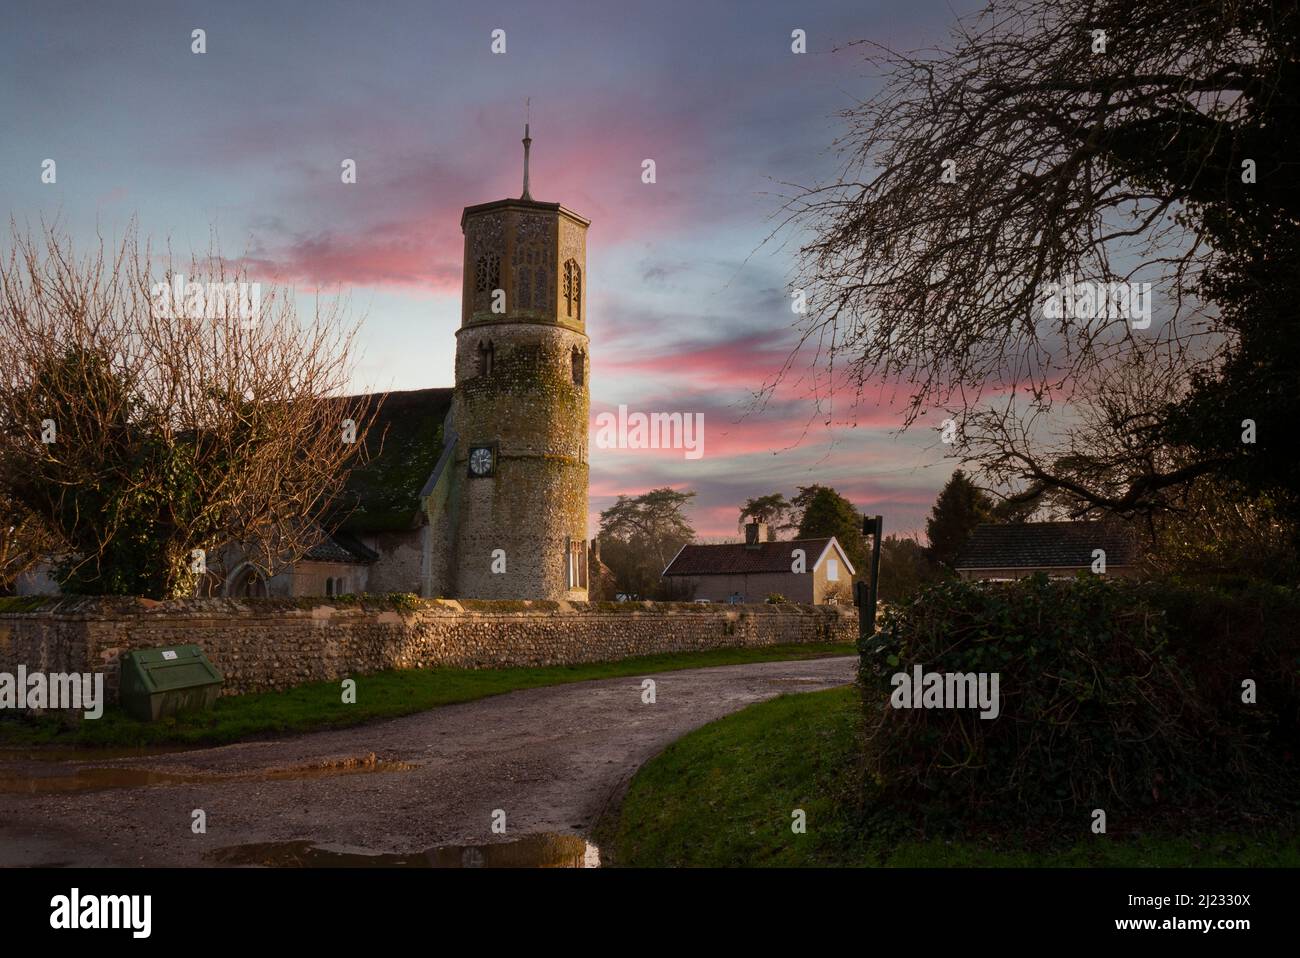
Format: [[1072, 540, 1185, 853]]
[[332, 387, 454, 533], [460, 197, 590, 229]]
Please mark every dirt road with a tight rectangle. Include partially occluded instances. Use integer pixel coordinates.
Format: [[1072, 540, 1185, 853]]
[[0, 656, 856, 866]]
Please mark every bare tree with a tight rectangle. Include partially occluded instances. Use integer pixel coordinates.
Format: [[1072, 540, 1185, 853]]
[[775, 0, 1295, 518], [0, 221, 378, 598], [964, 352, 1231, 517]]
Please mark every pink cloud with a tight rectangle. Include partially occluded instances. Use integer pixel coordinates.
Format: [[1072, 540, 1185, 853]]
[[230, 97, 714, 291], [243, 221, 464, 292]]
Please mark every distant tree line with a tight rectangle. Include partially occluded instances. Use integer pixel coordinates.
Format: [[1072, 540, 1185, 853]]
[[595, 473, 1005, 604]]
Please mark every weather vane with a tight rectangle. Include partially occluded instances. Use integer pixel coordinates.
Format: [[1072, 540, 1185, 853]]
[[521, 97, 533, 200]]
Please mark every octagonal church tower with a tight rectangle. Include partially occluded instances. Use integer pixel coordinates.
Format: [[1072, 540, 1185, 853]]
[[450, 126, 590, 599]]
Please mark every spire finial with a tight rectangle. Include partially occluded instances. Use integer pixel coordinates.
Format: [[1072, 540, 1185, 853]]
[[521, 98, 533, 201]]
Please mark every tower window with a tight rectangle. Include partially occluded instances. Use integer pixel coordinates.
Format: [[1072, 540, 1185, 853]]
[[518, 265, 532, 309], [563, 259, 582, 321], [514, 214, 552, 310], [477, 340, 495, 377], [567, 538, 588, 591], [571, 347, 585, 386], [474, 253, 500, 311]]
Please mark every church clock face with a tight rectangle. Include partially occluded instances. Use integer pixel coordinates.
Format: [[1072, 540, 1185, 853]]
[[468, 444, 495, 478]]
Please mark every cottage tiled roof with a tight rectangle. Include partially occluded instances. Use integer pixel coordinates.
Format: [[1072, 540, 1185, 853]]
[[954, 521, 1140, 570], [663, 538, 836, 576]]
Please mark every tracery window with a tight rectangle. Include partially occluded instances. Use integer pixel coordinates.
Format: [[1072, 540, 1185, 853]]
[[514, 215, 552, 311], [563, 259, 582, 321], [474, 253, 500, 311]]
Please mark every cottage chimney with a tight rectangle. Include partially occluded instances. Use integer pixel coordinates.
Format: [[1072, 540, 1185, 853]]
[[744, 521, 768, 549]]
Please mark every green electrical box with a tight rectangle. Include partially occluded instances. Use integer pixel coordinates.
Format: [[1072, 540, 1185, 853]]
[[118, 645, 224, 721]]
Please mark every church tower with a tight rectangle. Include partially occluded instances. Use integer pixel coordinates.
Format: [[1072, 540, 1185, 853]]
[[450, 125, 590, 600]]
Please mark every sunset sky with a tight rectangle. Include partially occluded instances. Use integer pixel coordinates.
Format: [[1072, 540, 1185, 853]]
[[0, 0, 982, 539]]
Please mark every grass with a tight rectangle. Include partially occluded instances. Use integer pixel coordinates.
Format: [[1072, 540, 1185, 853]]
[[598, 685, 1300, 867], [0, 642, 853, 751]]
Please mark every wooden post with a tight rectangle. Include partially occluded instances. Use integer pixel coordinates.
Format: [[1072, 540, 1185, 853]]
[[857, 515, 883, 641]]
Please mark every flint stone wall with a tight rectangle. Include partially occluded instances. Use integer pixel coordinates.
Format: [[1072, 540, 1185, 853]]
[[0, 597, 856, 701]]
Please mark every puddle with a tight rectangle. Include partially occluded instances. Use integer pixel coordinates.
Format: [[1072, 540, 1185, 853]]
[[207, 832, 599, 868], [0, 752, 416, 795]]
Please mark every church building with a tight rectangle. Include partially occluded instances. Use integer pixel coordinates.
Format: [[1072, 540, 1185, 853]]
[[17, 129, 592, 603], [236, 127, 591, 601], [420, 125, 592, 600]]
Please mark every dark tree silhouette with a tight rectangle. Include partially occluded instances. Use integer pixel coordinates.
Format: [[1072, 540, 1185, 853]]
[[777, 0, 1300, 527], [926, 470, 996, 569]]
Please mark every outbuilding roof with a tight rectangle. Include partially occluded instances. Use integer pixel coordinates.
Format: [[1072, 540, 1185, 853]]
[[303, 531, 380, 565], [954, 521, 1140, 570]]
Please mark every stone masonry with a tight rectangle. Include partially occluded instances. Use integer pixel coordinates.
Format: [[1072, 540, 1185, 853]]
[[0, 598, 856, 702]]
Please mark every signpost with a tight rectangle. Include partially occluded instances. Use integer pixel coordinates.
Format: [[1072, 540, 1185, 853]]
[[855, 515, 884, 643]]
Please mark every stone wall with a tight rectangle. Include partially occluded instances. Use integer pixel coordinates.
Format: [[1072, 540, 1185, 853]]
[[0, 597, 856, 701], [361, 529, 424, 594]]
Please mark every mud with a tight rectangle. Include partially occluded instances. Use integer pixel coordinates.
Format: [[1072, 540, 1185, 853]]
[[0, 656, 856, 867]]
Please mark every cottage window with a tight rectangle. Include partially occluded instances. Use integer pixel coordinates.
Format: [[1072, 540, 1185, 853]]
[[826, 558, 839, 582]]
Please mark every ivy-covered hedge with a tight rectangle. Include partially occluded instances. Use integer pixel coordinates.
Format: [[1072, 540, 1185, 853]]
[[859, 574, 1299, 818]]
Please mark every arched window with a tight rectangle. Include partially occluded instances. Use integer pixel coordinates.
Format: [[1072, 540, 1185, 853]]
[[571, 347, 585, 386], [566, 537, 588, 591], [474, 253, 500, 311], [514, 214, 552, 311], [229, 567, 266, 597], [563, 259, 582, 321], [477, 340, 495, 377]]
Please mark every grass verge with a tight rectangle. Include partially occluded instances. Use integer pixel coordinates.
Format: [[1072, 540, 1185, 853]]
[[0, 642, 852, 751], [598, 685, 1300, 867]]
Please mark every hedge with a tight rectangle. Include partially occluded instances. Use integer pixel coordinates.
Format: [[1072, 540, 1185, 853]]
[[858, 574, 1299, 818]]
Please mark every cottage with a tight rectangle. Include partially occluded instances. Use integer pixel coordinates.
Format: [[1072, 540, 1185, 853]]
[[661, 522, 855, 604]]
